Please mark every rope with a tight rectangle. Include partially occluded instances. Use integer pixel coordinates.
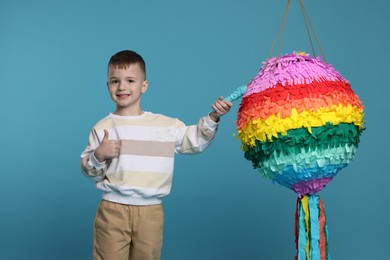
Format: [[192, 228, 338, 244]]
[[267, 0, 291, 60], [300, 0, 316, 57], [277, 0, 291, 58], [267, 0, 327, 63], [266, 0, 291, 71], [299, 0, 327, 61]]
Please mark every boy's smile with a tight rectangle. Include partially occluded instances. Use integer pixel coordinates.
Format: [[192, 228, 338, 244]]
[[107, 63, 148, 116], [116, 94, 130, 98]]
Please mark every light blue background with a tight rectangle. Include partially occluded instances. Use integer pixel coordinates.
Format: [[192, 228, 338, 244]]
[[1, 0, 388, 259]]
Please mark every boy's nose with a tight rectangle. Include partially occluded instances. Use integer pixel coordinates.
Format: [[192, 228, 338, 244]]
[[118, 82, 125, 90]]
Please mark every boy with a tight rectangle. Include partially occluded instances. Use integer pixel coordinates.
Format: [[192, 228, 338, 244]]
[[81, 50, 232, 260]]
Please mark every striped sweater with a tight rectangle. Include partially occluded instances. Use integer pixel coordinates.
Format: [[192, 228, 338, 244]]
[[81, 112, 218, 205]]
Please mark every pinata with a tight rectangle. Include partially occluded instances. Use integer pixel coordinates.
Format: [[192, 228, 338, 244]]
[[224, 51, 364, 259], [220, 0, 365, 257]]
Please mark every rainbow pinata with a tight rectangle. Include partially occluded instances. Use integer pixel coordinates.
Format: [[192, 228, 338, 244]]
[[236, 52, 364, 196]]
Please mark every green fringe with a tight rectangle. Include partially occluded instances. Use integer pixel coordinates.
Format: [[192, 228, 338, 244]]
[[244, 123, 362, 168]]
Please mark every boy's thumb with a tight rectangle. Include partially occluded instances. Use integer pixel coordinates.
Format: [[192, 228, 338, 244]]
[[103, 129, 109, 140]]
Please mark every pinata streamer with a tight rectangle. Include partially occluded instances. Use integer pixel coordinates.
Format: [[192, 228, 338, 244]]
[[295, 195, 329, 260], [224, 51, 364, 259]]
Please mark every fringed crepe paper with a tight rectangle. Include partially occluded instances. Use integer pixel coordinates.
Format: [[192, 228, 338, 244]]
[[225, 52, 364, 259]]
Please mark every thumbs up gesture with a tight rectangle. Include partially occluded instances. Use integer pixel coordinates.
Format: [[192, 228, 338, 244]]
[[94, 129, 121, 163]]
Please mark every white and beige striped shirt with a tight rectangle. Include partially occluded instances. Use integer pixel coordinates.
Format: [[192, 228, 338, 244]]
[[81, 112, 218, 205]]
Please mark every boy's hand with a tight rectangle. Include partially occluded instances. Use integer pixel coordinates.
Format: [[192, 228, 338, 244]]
[[94, 129, 121, 162], [209, 96, 233, 123]]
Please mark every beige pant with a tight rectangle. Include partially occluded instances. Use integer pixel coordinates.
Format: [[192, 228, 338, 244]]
[[93, 200, 164, 260]]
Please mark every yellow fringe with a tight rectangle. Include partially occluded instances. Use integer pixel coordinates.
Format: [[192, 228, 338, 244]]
[[238, 104, 364, 146]]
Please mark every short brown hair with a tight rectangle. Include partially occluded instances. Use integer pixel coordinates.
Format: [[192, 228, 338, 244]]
[[108, 50, 146, 78]]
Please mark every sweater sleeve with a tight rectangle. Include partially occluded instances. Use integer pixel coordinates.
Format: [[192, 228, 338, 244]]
[[80, 128, 107, 182], [175, 114, 219, 154]]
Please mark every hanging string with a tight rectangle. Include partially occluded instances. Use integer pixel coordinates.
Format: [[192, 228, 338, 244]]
[[268, 0, 291, 60], [299, 0, 327, 61], [299, 0, 316, 57], [267, 0, 327, 64], [277, 0, 291, 58]]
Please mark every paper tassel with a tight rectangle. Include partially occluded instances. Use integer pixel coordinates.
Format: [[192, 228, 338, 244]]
[[295, 195, 330, 260]]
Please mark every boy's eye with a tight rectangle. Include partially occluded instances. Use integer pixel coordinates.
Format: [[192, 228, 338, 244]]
[[111, 80, 119, 84], [127, 79, 134, 83]]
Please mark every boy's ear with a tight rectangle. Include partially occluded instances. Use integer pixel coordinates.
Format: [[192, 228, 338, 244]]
[[141, 80, 148, 93]]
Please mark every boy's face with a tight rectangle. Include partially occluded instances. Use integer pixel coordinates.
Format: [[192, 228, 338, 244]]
[[107, 63, 148, 116]]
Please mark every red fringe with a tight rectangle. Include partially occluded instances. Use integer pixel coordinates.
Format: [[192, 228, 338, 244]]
[[238, 80, 363, 121]]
